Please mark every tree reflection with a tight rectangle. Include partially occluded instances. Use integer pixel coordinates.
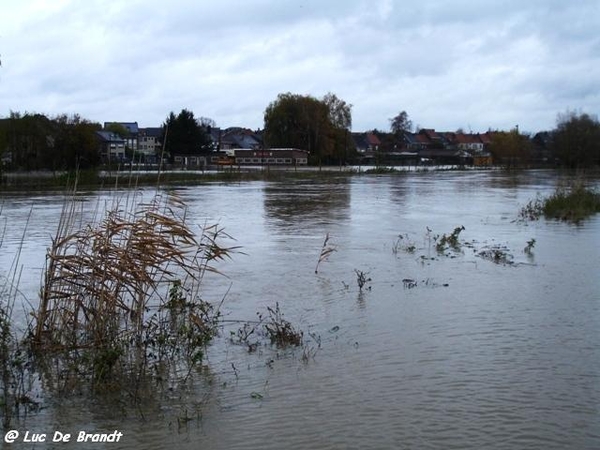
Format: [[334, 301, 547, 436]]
[[263, 178, 351, 230]]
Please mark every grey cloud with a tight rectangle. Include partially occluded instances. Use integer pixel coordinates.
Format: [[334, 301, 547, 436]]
[[1, 0, 598, 132]]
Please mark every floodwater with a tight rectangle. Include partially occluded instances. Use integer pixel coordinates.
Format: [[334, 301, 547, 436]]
[[1, 169, 599, 449]]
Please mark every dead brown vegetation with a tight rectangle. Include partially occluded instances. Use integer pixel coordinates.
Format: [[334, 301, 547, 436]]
[[30, 190, 239, 394]]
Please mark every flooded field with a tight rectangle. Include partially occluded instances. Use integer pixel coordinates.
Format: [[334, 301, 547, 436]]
[[1, 169, 599, 449]]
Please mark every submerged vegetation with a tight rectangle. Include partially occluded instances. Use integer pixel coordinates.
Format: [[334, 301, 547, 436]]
[[477, 245, 514, 265], [435, 226, 465, 254], [0, 280, 30, 428], [264, 302, 303, 348], [229, 303, 305, 351], [0, 189, 249, 425], [390, 225, 537, 270], [31, 191, 237, 395], [0, 207, 38, 427], [520, 180, 600, 223], [315, 233, 336, 274], [354, 269, 372, 291], [392, 234, 417, 255], [0, 188, 316, 426]]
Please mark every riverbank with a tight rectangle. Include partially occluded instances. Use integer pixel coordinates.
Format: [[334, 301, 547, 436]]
[[0, 164, 517, 190], [1, 164, 596, 192], [0, 167, 353, 190]]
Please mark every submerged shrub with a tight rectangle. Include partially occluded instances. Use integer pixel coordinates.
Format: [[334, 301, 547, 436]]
[[542, 183, 600, 222], [477, 246, 514, 265], [264, 302, 303, 348], [435, 226, 465, 253], [519, 195, 545, 221], [520, 181, 600, 223]]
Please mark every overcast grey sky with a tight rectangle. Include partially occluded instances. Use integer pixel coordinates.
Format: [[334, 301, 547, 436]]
[[1, 0, 599, 133]]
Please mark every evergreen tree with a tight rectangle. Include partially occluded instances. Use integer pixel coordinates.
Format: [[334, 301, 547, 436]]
[[162, 109, 213, 157]]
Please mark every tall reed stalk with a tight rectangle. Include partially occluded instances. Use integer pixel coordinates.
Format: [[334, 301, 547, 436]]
[[1, 203, 35, 426], [32, 188, 238, 394]]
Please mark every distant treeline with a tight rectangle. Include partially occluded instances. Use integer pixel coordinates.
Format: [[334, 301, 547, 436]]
[[548, 111, 600, 168], [1, 103, 599, 172], [0, 112, 101, 171]]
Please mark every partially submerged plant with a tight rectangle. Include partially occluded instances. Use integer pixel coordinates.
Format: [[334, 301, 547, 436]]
[[477, 245, 514, 265], [30, 191, 238, 395], [315, 233, 336, 273], [230, 312, 264, 353], [542, 182, 600, 222], [354, 269, 371, 291], [229, 305, 313, 358], [1, 207, 38, 427], [264, 302, 303, 348], [520, 180, 600, 223], [519, 195, 544, 221], [524, 238, 536, 255], [0, 295, 31, 427], [143, 279, 222, 375], [392, 234, 416, 255], [435, 226, 465, 253]]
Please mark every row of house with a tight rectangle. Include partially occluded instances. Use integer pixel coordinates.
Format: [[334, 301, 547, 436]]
[[97, 122, 309, 167], [100, 121, 547, 168], [352, 129, 495, 166], [97, 122, 163, 163]]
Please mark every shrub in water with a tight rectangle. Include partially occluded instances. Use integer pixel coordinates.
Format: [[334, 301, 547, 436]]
[[520, 181, 600, 223]]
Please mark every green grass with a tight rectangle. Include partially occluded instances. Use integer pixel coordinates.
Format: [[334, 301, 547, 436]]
[[544, 185, 600, 222]]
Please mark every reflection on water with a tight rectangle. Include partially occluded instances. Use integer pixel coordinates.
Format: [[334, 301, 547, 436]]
[[263, 177, 351, 230], [1, 170, 600, 449]]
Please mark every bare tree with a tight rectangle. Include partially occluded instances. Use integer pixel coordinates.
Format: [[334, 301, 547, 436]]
[[390, 111, 413, 136]]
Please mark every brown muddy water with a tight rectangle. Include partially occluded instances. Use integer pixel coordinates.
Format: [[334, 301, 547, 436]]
[[1, 169, 599, 449]]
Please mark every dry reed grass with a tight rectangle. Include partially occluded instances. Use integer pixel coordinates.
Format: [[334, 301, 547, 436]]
[[31, 188, 238, 394], [315, 233, 336, 273]]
